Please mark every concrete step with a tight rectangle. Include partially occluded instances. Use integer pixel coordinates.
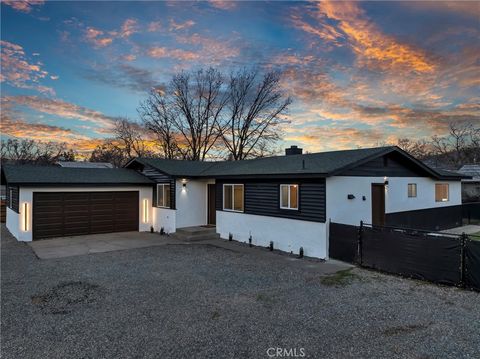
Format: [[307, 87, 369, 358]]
[[176, 226, 216, 236], [174, 226, 219, 242]]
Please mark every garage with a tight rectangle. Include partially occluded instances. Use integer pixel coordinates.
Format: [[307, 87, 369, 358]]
[[2, 165, 154, 242], [33, 191, 139, 240]]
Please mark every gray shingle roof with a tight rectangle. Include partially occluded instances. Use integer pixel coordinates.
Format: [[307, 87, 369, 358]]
[[2, 165, 154, 185], [130, 146, 469, 180]]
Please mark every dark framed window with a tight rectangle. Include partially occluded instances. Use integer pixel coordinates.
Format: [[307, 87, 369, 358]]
[[280, 184, 299, 210], [223, 184, 244, 212], [157, 183, 171, 208], [435, 183, 449, 202], [407, 183, 417, 198]]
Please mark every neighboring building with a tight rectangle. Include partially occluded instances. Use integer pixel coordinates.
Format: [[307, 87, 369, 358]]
[[2, 146, 469, 259], [56, 161, 114, 168], [458, 165, 480, 203]]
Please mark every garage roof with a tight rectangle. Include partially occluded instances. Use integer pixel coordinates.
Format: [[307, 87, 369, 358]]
[[2, 165, 154, 186]]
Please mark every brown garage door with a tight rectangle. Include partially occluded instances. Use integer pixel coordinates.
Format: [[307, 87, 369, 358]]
[[33, 191, 139, 240]]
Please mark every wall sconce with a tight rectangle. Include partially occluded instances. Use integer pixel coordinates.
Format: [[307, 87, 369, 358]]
[[384, 176, 389, 185], [347, 194, 355, 200], [22, 202, 29, 232], [142, 199, 149, 223], [181, 178, 188, 192]]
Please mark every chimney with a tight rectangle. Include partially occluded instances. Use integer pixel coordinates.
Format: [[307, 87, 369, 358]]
[[285, 145, 303, 156]]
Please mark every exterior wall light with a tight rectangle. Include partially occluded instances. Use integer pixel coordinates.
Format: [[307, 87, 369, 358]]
[[384, 177, 389, 185], [22, 202, 29, 232], [143, 199, 149, 223]]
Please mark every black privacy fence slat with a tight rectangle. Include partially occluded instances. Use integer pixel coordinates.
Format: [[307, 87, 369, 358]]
[[329, 222, 358, 263], [466, 240, 480, 290], [362, 227, 461, 285], [463, 202, 480, 225], [329, 221, 479, 291]]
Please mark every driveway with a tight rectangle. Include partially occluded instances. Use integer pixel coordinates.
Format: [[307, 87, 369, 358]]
[[28, 231, 178, 259], [1, 225, 479, 358]]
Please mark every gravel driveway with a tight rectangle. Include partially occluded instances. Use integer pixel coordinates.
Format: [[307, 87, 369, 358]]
[[1, 225, 479, 359]]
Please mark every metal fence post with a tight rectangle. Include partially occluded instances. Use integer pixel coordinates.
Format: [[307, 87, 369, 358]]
[[460, 232, 466, 288], [357, 220, 363, 266]]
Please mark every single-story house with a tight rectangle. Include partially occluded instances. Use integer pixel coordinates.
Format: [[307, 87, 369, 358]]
[[2, 146, 468, 259], [458, 164, 480, 203]]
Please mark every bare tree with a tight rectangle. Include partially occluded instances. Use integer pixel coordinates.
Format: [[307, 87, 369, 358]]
[[1, 139, 72, 165], [397, 138, 430, 159], [140, 68, 229, 161], [222, 69, 291, 160], [138, 89, 182, 159], [113, 118, 150, 159], [430, 123, 480, 167], [89, 140, 127, 168]]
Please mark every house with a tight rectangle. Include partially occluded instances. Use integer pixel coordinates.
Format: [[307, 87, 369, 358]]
[[2, 146, 468, 259], [458, 165, 480, 203]]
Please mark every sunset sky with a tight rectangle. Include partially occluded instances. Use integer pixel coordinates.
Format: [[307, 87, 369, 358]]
[[1, 1, 479, 154]]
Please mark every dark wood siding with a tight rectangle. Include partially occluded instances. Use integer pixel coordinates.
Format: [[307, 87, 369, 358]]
[[216, 178, 326, 223], [138, 165, 175, 209], [342, 152, 430, 177], [33, 191, 139, 240], [7, 185, 19, 213]]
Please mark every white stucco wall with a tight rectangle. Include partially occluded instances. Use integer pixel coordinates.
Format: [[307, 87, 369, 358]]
[[6, 207, 19, 240], [326, 176, 462, 226], [153, 207, 176, 234], [10, 186, 153, 242], [175, 179, 212, 228], [216, 211, 328, 259]]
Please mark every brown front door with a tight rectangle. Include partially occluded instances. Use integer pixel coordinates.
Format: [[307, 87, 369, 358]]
[[371, 184, 385, 226], [207, 184, 216, 225]]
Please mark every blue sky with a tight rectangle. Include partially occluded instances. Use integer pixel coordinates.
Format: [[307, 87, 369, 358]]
[[1, 1, 479, 154]]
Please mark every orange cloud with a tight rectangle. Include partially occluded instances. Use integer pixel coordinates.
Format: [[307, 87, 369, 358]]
[[147, 21, 162, 32], [169, 19, 195, 31], [120, 18, 139, 38], [208, 1, 237, 10], [2, 0, 44, 13], [147, 47, 200, 61], [0, 40, 54, 95], [4, 95, 118, 129], [84, 27, 113, 48]]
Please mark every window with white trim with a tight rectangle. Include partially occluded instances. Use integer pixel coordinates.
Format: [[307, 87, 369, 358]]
[[435, 183, 449, 202], [223, 184, 244, 212], [407, 183, 417, 198], [280, 184, 299, 210], [157, 183, 171, 208]]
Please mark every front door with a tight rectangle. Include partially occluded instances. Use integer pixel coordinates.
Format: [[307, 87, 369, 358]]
[[207, 184, 216, 225], [371, 184, 385, 226]]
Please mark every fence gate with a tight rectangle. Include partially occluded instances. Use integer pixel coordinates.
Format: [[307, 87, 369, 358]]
[[329, 222, 358, 263]]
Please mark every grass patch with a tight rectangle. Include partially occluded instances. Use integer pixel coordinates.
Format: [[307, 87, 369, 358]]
[[320, 268, 359, 287], [469, 232, 480, 240]]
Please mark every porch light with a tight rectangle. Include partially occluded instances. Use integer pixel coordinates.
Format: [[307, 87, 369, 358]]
[[181, 178, 188, 192], [143, 199, 149, 223], [22, 202, 29, 232], [384, 176, 389, 185]]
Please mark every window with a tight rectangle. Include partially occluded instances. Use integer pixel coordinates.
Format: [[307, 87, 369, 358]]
[[280, 184, 299, 210], [435, 183, 449, 202], [223, 184, 244, 212], [407, 183, 417, 198], [157, 184, 171, 208]]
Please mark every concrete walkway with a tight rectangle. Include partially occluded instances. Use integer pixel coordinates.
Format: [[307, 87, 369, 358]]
[[441, 224, 480, 235], [27, 230, 353, 274], [29, 231, 178, 259]]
